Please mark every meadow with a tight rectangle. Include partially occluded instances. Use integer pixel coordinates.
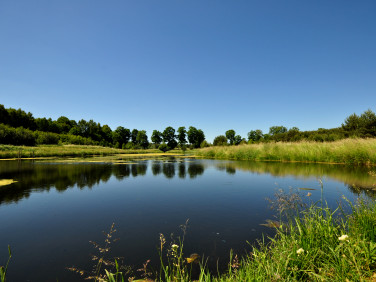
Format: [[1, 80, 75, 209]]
[[196, 138, 376, 166], [0, 144, 183, 159]]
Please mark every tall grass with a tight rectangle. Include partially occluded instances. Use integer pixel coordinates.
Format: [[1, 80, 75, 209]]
[[196, 138, 376, 165]]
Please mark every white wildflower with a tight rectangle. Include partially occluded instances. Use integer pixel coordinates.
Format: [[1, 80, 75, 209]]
[[296, 248, 304, 255], [338, 235, 349, 241]]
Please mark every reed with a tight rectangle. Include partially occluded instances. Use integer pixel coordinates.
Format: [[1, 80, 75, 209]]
[[196, 138, 376, 165]]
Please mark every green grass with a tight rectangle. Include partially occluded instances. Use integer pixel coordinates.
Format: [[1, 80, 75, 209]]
[[0, 144, 186, 159], [196, 138, 376, 165]]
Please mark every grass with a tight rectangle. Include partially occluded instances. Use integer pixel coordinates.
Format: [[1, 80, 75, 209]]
[[196, 138, 376, 165], [0, 144, 186, 159]]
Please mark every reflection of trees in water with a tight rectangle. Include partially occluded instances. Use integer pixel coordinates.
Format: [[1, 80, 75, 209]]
[[0, 160, 209, 204], [0, 162, 114, 204], [215, 160, 376, 197], [131, 163, 148, 177], [178, 163, 186, 179], [152, 161, 162, 176], [226, 166, 236, 175], [216, 164, 236, 175], [347, 184, 376, 198], [188, 163, 205, 179], [113, 165, 131, 180], [163, 163, 175, 179]]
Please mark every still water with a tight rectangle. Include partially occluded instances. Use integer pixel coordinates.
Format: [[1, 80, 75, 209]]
[[0, 158, 375, 281]]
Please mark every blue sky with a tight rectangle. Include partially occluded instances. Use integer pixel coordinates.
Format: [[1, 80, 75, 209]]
[[1, 0, 375, 142]]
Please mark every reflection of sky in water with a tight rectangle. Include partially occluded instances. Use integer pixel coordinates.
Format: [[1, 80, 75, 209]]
[[0, 159, 374, 281]]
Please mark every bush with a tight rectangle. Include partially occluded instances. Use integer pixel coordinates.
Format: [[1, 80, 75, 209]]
[[158, 143, 169, 152], [213, 135, 228, 146], [34, 131, 59, 145]]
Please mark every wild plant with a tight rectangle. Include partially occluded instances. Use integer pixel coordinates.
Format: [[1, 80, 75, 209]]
[[0, 246, 11, 282], [67, 223, 131, 281]]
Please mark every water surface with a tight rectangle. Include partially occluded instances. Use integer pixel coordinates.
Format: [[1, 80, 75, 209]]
[[0, 158, 375, 281]]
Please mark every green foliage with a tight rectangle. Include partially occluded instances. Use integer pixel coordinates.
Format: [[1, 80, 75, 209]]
[[177, 126, 187, 146], [234, 135, 243, 145], [34, 131, 59, 145], [0, 124, 36, 146], [158, 143, 169, 152], [136, 130, 149, 149], [269, 125, 288, 136], [225, 129, 236, 145], [163, 126, 177, 149], [200, 140, 210, 148], [213, 135, 228, 146], [131, 129, 138, 144], [188, 126, 205, 148], [151, 130, 163, 145], [112, 127, 130, 148], [247, 129, 263, 143]]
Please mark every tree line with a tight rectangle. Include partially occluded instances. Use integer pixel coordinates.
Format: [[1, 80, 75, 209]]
[[213, 109, 376, 146], [1, 104, 375, 148], [0, 104, 205, 150]]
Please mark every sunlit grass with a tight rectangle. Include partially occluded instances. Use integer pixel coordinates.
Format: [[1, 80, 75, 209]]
[[196, 138, 376, 165], [0, 144, 186, 159]]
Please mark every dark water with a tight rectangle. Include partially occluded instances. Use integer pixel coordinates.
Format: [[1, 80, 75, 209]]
[[0, 158, 375, 281]]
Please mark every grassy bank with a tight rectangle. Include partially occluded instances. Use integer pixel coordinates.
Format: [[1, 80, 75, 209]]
[[0, 144, 185, 159], [196, 138, 376, 165]]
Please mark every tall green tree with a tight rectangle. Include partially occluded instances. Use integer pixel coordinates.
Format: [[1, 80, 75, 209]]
[[187, 126, 205, 148], [151, 130, 163, 145], [131, 129, 139, 144], [163, 126, 177, 149], [112, 126, 130, 147], [248, 129, 263, 142], [234, 135, 243, 145], [225, 129, 236, 145], [269, 126, 287, 135], [136, 130, 149, 149], [177, 126, 187, 146]]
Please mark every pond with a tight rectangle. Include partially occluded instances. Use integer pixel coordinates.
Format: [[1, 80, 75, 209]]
[[0, 158, 375, 281]]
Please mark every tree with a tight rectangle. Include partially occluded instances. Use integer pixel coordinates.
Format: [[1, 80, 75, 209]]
[[187, 126, 205, 148], [151, 130, 163, 145], [136, 130, 149, 149], [213, 135, 228, 146], [234, 135, 243, 145], [225, 129, 236, 145], [101, 125, 113, 144], [248, 130, 263, 142], [177, 126, 187, 146], [112, 126, 130, 148], [269, 126, 287, 136], [131, 129, 139, 144], [163, 126, 177, 149], [359, 109, 376, 136]]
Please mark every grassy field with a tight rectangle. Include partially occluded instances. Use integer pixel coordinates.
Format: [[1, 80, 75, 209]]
[[196, 138, 376, 165], [0, 144, 186, 159]]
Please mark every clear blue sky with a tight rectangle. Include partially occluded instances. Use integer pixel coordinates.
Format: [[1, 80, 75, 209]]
[[1, 0, 375, 142]]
